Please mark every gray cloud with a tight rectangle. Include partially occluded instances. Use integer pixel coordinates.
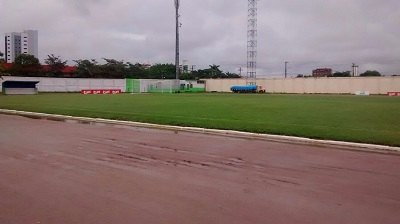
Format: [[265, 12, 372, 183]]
[[1, 0, 399, 76]]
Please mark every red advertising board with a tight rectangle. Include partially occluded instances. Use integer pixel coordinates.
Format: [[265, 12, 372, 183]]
[[388, 92, 400, 96], [81, 89, 122, 95]]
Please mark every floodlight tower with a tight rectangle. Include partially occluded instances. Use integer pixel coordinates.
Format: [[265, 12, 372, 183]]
[[174, 0, 180, 80], [247, 0, 258, 85]]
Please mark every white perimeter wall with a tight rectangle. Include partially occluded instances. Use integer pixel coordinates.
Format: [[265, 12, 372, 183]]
[[204, 77, 400, 94], [2, 76, 399, 94], [0, 77, 125, 92]]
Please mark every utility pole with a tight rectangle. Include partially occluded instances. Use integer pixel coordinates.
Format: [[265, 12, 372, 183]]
[[285, 61, 288, 78], [174, 0, 180, 80], [239, 67, 242, 76]]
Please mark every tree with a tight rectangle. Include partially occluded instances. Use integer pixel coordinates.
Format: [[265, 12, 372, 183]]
[[101, 58, 127, 78], [225, 72, 241, 79], [69, 60, 241, 79], [180, 72, 196, 80], [360, 70, 381, 77], [0, 51, 4, 65], [126, 62, 145, 78], [12, 54, 41, 76], [73, 59, 100, 78], [188, 65, 240, 79], [191, 69, 209, 79], [208, 64, 222, 78], [145, 64, 176, 79], [44, 54, 68, 77], [331, 71, 351, 77], [14, 54, 40, 66]]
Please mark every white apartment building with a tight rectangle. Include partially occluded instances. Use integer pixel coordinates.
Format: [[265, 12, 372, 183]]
[[5, 30, 38, 63]]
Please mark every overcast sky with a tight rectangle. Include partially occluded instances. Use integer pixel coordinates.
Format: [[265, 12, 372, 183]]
[[1, 0, 399, 76]]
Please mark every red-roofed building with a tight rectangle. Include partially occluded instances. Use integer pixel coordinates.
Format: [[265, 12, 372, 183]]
[[312, 68, 332, 77], [1, 63, 13, 70], [41, 65, 77, 74], [1, 63, 77, 76]]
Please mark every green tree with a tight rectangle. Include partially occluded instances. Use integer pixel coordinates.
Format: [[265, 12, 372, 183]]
[[208, 64, 222, 78], [12, 54, 41, 76], [146, 64, 175, 79], [126, 62, 145, 78], [101, 58, 127, 78], [225, 72, 241, 79], [44, 54, 68, 77], [189, 65, 239, 79], [0, 51, 5, 71], [331, 71, 351, 77], [73, 59, 100, 78], [360, 70, 381, 77], [14, 54, 40, 66], [180, 72, 196, 80]]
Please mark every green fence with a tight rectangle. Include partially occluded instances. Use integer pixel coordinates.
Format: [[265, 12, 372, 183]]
[[126, 79, 205, 93]]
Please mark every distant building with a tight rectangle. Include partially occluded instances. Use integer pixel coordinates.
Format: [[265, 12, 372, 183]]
[[352, 63, 359, 77], [4, 33, 21, 63], [5, 30, 38, 63], [312, 68, 332, 77], [140, 64, 152, 70]]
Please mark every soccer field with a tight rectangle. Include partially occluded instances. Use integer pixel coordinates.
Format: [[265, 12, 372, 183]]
[[0, 93, 399, 146]]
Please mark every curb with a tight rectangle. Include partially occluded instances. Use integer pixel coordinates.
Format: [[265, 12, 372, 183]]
[[1, 109, 399, 154]]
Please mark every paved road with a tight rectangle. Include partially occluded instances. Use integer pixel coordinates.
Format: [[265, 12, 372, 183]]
[[1, 114, 400, 224]]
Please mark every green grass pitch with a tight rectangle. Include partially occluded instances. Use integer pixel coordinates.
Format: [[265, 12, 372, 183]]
[[1, 93, 399, 146]]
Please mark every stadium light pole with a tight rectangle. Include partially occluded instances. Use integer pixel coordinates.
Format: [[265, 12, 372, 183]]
[[175, 0, 180, 80]]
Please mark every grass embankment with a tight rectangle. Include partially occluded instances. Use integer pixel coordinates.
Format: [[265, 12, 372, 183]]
[[0, 93, 399, 146]]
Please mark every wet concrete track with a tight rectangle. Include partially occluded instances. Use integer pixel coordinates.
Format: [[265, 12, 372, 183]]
[[0, 114, 399, 224]]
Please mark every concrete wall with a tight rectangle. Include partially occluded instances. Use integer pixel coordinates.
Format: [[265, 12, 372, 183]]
[[2, 76, 399, 95], [204, 77, 400, 94], [0, 77, 125, 92], [205, 79, 246, 92]]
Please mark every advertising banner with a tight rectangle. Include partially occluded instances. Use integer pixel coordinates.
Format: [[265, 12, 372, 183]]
[[81, 89, 122, 94], [388, 92, 400, 96]]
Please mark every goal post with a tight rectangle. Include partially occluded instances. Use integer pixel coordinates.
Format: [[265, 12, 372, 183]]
[[126, 79, 180, 94], [147, 79, 180, 93], [125, 79, 141, 93]]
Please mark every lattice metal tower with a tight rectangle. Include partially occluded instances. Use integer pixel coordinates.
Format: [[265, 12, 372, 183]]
[[247, 0, 258, 85]]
